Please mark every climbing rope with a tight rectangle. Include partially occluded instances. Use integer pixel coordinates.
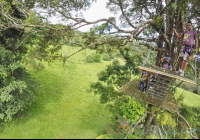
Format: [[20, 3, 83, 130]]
[[153, 44, 155, 65], [194, 56, 198, 95], [142, 49, 151, 66], [104, 45, 111, 60]]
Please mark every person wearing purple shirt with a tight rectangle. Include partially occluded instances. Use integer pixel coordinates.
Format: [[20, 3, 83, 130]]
[[173, 21, 198, 76]]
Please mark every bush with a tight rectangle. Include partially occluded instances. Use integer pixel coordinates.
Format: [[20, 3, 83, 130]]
[[86, 53, 101, 63], [86, 55, 94, 63], [0, 47, 38, 122], [102, 53, 114, 61], [93, 53, 101, 62]]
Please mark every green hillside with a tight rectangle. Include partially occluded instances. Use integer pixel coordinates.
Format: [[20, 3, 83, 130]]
[[175, 88, 200, 107], [0, 46, 199, 139]]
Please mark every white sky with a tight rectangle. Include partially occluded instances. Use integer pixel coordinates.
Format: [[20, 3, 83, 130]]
[[49, 0, 114, 32], [78, 0, 113, 32]]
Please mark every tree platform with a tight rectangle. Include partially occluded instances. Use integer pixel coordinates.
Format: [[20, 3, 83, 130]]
[[119, 65, 196, 112]]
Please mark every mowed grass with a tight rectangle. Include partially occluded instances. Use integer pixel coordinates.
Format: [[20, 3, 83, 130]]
[[175, 87, 200, 107], [0, 46, 112, 139]]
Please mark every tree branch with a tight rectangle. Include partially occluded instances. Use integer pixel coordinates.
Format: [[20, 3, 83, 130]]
[[66, 40, 129, 59], [138, 42, 166, 52], [55, 8, 134, 33], [143, 5, 153, 18], [136, 24, 152, 36], [118, 0, 137, 29], [176, 112, 199, 139], [133, 20, 156, 34], [124, 112, 147, 139]]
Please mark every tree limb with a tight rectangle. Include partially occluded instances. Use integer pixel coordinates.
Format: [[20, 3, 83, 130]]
[[124, 112, 147, 139], [118, 0, 137, 29], [138, 42, 166, 52], [176, 112, 199, 139], [66, 40, 129, 59]]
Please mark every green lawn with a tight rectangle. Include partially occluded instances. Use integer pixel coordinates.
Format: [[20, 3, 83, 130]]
[[0, 46, 200, 139], [175, 87, 200, 107], [0, 46, 112, 139]]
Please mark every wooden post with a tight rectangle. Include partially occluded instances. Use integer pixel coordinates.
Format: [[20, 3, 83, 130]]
[[84, 48, 86, 64], [66, 40, 71, 86]]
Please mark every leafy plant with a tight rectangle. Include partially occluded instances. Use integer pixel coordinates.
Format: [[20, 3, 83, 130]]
[[102, 53, 114, 61], [0, 47, 38, 122], [86, 53, 101, 63]]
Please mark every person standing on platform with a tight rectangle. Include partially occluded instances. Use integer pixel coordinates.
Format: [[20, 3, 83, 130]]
[[173, 21, 198, 76]]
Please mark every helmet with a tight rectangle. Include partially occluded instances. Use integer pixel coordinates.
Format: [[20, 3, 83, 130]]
[[166, 57, 171, 60], [142, 71, 146, 74]]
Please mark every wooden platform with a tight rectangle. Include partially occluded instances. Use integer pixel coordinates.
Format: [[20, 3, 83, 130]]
[[120, 79, 178, 112], [119, 65, 197, 112], [139, 65, 197, 85]]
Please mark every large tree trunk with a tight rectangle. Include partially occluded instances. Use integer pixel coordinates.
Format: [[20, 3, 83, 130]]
[[156, 34, 164, 66], [173, 10, 185, 69]]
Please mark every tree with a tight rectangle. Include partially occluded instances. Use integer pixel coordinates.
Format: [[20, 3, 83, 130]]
[[0, 0, 40, 122]]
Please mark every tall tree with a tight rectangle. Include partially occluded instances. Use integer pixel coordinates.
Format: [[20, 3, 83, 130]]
[[0, 0, 39, 122]]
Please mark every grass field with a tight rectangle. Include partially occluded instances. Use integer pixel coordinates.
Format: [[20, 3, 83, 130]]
[[0, 46, 113, 139], [175, 87, 200, 107], [0, 46, 200, 139]]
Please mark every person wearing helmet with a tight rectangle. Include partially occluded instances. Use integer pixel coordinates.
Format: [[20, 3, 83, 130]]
[[160, 56, 172, 70], [139, 71, 147, 92]]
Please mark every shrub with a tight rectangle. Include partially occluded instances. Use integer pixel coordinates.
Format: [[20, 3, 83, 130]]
[[102, 53, 114, 61], [86, 55, 94, 63], [86, 53, 101, 63], [93, 53, 101, 62], [0, 47, 38, 122]]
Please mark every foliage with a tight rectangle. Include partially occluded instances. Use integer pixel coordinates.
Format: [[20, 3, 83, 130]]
[[120, 97, 146, 124], [0, 1, 39, 123], [157, 111, 176, 128], [0, 47, 38, 122], [0, 47, 112, 139], [156, 16, 163, 29], [93, 53, 101, 62], [91, 47, 146, 138], [86, 55, 94, 63], [102, 53, 114, 61], [96, 134, 114, 139], [86, 53, 101, 63], [177, 80, 197, 94], [174, 103, 200, 139]]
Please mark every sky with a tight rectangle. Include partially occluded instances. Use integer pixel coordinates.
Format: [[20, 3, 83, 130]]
[[49, 0, 113, 32], [78, 0, 114, 32]]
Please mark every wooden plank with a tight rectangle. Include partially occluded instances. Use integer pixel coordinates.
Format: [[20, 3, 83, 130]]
[[149, 80, 171, 86], [149, 83, 171, 91], [146, 92, 166, 100], [146, 92, 166, 99], [139, 66, 197, 85]]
